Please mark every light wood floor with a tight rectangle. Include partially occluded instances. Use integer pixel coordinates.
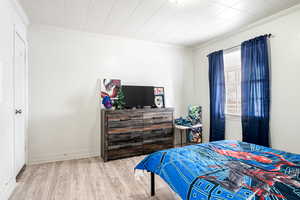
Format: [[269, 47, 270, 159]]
[[10, 156, 179, 200]]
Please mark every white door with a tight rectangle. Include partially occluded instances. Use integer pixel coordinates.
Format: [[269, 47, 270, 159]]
[[14, 32, 26, 176]]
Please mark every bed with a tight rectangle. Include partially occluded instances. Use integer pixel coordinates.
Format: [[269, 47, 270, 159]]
[[135, 140, 300, 200]]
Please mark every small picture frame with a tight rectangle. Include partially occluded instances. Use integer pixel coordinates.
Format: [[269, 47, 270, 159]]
[[154, 87, 165, 108]]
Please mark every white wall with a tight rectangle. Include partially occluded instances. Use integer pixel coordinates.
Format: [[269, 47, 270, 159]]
[[0, 0, 28, 199], [193, 5, 300, 154], [28, 25, 193, 164]]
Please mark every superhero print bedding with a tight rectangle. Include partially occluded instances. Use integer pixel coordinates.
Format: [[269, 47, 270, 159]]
[[135, 140, 300, 200]]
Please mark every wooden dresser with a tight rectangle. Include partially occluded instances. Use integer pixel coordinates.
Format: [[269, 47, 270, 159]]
[[101, 108, 174, 162]]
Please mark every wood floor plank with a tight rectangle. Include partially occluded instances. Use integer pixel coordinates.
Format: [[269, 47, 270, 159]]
[[9, 156, 179, 200], [40, 162, 56, 200]]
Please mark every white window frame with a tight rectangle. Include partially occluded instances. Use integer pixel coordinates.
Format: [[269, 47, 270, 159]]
[[224, 48, 241, 117]]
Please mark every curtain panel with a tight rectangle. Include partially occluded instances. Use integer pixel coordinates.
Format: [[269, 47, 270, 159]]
[[241, 35, 270, 147], [208, 50, 226, 142]]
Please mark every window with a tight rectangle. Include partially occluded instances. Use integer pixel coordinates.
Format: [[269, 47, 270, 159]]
[[224, 48, 241, 116]]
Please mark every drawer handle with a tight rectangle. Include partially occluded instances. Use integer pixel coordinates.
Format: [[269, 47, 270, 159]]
[[152, 116, 164, 120], [153, 128, 164, 132], [131, 115, 141, 118], [120, 118, 130, 121]]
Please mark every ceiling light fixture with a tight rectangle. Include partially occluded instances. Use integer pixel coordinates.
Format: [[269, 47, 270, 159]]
[[169, 0, 184, 6]]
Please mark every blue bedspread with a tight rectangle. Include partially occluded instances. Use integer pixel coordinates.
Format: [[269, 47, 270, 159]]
[[135, 140, 300, 200]]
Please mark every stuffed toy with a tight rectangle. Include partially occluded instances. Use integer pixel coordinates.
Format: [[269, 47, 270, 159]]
[[102, 96, 113, 109]]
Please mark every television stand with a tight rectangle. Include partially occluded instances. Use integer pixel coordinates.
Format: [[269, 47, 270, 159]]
[[101, 108, 174, 161]]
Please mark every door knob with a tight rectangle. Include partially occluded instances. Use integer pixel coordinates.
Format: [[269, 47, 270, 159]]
[[15, 109, 22, 114]]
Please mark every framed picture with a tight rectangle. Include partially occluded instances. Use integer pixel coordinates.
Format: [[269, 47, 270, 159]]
[[101, 79, 121, 99], [100, 79, 121, 109], [154, 87, 164, 96], [154, 87, 165, 108]]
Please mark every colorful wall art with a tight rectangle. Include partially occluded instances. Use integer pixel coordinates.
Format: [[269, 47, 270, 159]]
[[101, 79, 121, 99], [100, 79, 121, 108]]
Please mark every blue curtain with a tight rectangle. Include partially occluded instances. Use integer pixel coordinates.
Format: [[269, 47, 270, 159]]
[[209, 50, 226, 142], [241, 35, 270, 147]]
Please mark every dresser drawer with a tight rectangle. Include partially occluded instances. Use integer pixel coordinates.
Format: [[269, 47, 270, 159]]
[[143, 128, 173, 142], [107, 145, 144, 160], [108, 131, 143, 150], [143, 112, 173, 125], [107, 113, 142, 121], [106, 113, 143, 134], [107, 118, 143, 128], [143, 123, 173, 131], [143, 139, 174, 154]]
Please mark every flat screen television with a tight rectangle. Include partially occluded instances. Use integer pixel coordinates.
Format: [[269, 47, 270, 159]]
[[122, 85, 155, 109]]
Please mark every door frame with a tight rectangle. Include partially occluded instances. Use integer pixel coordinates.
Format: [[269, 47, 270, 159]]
[[13, 24, 29, 173]]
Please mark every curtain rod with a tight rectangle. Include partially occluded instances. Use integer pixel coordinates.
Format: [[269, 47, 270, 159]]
[[207, 33, 273, 57]]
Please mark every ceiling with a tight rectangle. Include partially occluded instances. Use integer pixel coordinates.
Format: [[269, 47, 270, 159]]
[[19, 0, 300, 46]]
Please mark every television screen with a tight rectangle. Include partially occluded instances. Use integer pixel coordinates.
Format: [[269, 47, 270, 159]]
[[122, 85, 155, 109]]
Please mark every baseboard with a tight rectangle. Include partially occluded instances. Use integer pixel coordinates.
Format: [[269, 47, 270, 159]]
[[29, 150, 100, 165], [1, 178, 16, 200]]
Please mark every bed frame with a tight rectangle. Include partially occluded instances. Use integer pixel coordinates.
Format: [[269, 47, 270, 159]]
[[150, 172, 155, 196]]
